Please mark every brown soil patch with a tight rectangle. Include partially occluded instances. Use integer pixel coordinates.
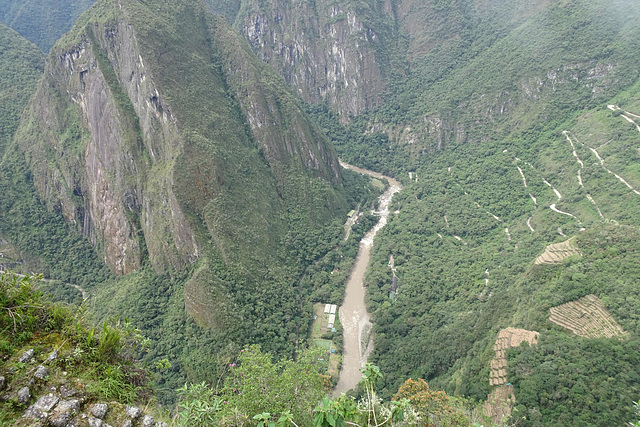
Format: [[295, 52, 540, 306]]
[[485, 328, 539, 424], [485, 385, 515, 425], [535, 238, 580, 265], [489, 328, 539, 387], [549, 294, 627, 338]]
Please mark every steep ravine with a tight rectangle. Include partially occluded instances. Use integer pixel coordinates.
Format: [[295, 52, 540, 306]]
[[334, 161, 402, 395]]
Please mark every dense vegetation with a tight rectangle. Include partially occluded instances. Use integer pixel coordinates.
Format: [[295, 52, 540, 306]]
[[508, 333, 640, 426], [303, 1, 640, 424], [1, 0, 384, 405], [2, 0, 640, 424], [0, 0, 95, 51]]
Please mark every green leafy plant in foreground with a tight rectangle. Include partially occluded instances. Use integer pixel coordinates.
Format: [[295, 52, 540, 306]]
[[630, 400, 640, 427]]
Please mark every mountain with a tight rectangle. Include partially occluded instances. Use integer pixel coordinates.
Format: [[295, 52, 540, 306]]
[[220, 0, 640, 423], [310, 0, 640, 424], [0, 0, 95, 51], [3, 0, 640, 423], [0, 22, 43, 155], [4, 0, 362, 397], [202, 0, 399, 120]]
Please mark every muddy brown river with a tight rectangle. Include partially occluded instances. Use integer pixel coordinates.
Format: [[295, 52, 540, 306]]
[[334, 161, 402, 395]]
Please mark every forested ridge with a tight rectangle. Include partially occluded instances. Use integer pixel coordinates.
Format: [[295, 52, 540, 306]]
[[0, 0, 640, 425]]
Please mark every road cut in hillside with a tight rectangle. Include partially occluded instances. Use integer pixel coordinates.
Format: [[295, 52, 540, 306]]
[[334, 161, 402, 395]]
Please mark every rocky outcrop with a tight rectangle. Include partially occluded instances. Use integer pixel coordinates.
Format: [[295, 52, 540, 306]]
[[18, 20, 193, 274], [2, 346, 166, 427], [235, 0, 395, 120], [15, 0, 347, 277]]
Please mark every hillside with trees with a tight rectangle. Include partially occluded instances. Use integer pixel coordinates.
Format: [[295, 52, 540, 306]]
[[1, 0, 640, 425]]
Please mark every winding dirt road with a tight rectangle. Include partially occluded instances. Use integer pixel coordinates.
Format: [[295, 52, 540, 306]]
[[334, 161, 402, 395]]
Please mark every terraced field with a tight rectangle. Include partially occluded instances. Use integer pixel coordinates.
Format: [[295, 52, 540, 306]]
[[549, 294, 627, 338], [489, 327, 540, 387], [485, 328, 539, 423], [534, 238, 581, 265], [485, 385, 515, 425]]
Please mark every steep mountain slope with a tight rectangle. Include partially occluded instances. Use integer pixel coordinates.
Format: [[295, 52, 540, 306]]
[[288, 0, 640, 424], [0, 0, 95, 51], [328, 0, 640, 170], [7, 0, 357, 396], [17, 0, 347, 273], [0, 22, 43, 156], [204, 0, 400, 120], [0, 24, 103, 284]]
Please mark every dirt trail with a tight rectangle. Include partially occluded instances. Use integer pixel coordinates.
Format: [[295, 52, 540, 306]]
[[587, 145, 640, 195], [609, 104, 640, 133], [334, 161, 402, 395], [516, 157, 581, 232], [0, 270, 87, 301], [515, 161, 537, 230], [568, 117, 640, 196], [541, 177, 581, 224], [563, 132, 604, 219], [457, 183, 509, 242]]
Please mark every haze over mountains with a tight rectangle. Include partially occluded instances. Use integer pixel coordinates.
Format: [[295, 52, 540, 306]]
[[1, 0, 640, 424]]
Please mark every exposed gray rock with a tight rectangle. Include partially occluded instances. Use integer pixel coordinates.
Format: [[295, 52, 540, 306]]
[[45, 350, 58, 363], [24, 393, 59, 419], [121, 420, 132, 427], [17, 386, 30, 404], [60, 385, 77, 398], [48, 411, 71, 427], [48, 399, 80, 427], [90, 403, 108, 418], [125, 406, 141, 419], [34, 365, 48, 379], [155, 423, 168, 427], [23, 405, 46, 420], [18, 349, 34, 363], [142, 415, 154, 427], [0, 376, 5, 390], [88, 416, 103, 427]]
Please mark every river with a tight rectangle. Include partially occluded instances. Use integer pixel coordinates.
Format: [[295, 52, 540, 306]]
[[334, 161, 402, 395]]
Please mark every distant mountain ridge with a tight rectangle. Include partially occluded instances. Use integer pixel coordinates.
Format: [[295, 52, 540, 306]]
[[0, 0, 95, 51]]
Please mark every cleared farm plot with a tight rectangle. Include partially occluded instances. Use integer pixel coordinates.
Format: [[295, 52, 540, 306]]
[[489, 327, 539, 387], [549, 294, 627, 338], [535, 238, 581, 265], [485, 328, 539, 423], [485, 385, 515, 425]]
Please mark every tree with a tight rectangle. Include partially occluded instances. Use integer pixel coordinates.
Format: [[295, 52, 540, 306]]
[[221, 345, 329, 426]]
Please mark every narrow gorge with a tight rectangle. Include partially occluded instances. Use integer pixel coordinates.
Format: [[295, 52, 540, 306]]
[[335, 161, 402, 394]]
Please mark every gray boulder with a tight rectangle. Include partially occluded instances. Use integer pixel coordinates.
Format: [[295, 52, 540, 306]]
[[34, 365, 48, 380], [48, 399, 80, 427], [90, 403, 108, 419], [59, 385, 76, 398], [45, 350, 58, 363], [17, 386, 30, 404], [23, 393, 59, 419], [18, 349, 34, 363], [125, 406, 141, 419]]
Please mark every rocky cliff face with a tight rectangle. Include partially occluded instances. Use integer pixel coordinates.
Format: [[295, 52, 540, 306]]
[[18, 19, 191, 274], [232, 0, 396, 120], [15, 0, 347, 278]]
